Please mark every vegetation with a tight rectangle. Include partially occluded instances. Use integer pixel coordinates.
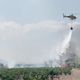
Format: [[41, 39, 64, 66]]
[[0, 67, 72, 80]]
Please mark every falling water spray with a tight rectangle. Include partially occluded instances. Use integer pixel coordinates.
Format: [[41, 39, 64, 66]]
[[58, 29, 80, 67], [61, 30, 73, 54]]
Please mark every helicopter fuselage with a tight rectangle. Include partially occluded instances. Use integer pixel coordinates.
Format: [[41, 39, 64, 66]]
[[63, 14, 77, 20]]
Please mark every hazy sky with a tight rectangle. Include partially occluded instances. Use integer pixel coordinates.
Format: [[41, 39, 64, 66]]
[[0, 0, 80, 67], [0, 0, 80, 23]]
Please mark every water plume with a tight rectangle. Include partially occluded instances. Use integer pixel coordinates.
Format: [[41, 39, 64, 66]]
[[61, 30, 72, 54]]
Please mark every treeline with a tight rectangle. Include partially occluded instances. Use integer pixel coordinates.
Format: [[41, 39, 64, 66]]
[[0, 67, 72, 80]]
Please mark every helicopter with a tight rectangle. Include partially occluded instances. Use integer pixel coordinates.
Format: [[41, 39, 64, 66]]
[[63, 14, 77, 20], [63, 14, 77, 30]]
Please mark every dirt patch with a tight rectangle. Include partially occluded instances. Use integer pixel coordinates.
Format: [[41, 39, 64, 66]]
[[53, 69, 80, 80]]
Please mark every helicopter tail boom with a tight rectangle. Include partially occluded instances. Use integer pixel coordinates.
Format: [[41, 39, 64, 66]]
[[63, 14, 66, 17]]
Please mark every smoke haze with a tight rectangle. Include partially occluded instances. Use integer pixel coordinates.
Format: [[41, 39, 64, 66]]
[[0, 21, 79, 67]]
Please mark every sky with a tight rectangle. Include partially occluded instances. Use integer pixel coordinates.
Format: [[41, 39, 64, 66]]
[[0, 0, 80, 67]]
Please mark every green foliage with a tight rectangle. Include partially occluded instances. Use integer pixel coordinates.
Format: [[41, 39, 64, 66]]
[[62, 67, 72, 75], [0, 67, 72, 80]]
